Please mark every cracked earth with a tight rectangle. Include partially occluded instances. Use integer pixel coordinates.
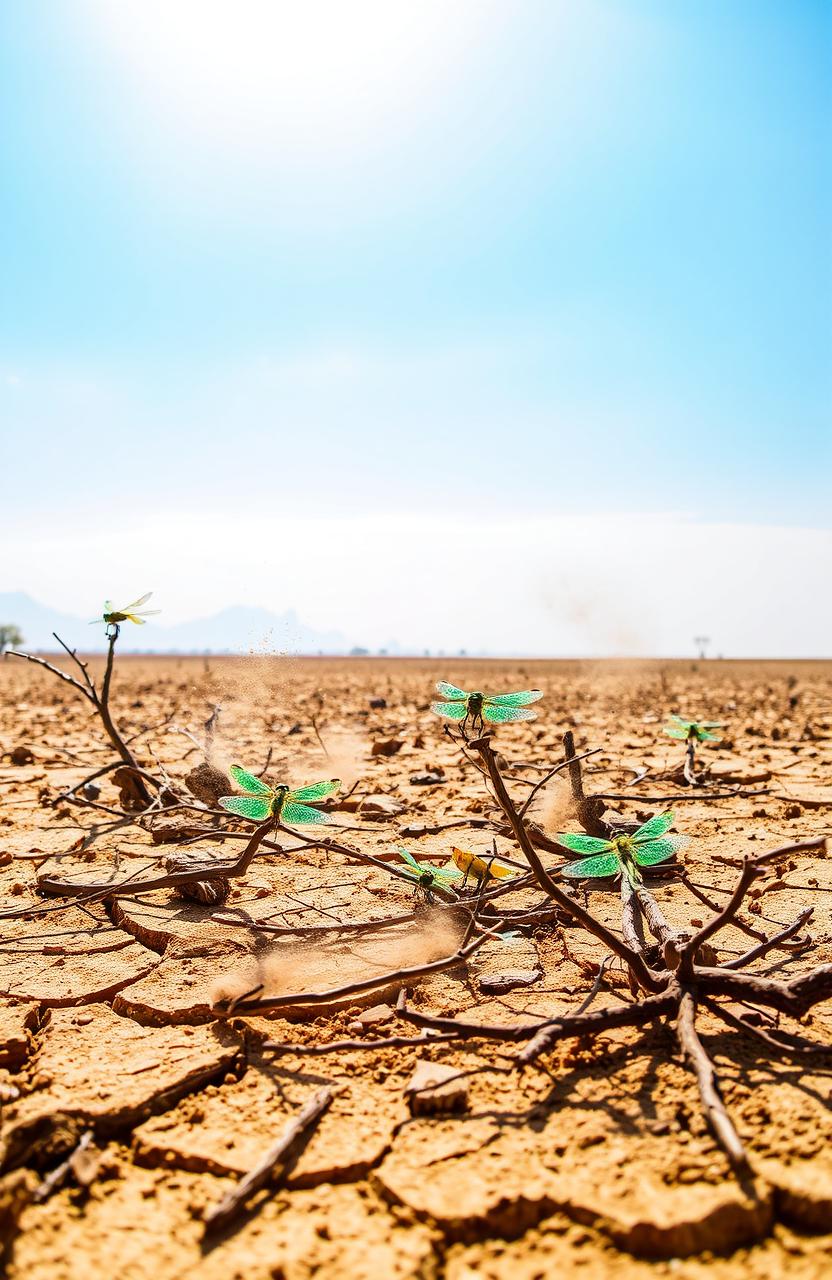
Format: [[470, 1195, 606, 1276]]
[[1, 655, 830, 1278]]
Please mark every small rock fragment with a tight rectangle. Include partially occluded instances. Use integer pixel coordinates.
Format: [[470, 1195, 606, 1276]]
[[357, 795, 405, 819], [405, 1060, 468, 1115], [354, 1003, 394, 1029], [9, 746, 34, 766], [371, 739, 404, 758]]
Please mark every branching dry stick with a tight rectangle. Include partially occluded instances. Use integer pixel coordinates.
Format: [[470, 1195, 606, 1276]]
[[701, 997, 832, 1059], [470, 733, 662, 992], [37, 818, 278, 899], [677, 836, 826, 977], [675, 992, 748, 1169], [203, 1087, 333, 1235], [7, 630, 153, 805], [723, 908, 813, 970], [264, 1031, 459, 1056], [562, 730, 609, 836], [517, 745, 600, 821]]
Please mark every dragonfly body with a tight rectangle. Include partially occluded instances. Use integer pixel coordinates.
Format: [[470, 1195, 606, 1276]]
[[556, 812, 689, 886], [430, 682, 542, 734], [395, 847, 462, 901], [664, 716, 723, 744], [91, 592, 161, 633], [219, 766, 340, 825]]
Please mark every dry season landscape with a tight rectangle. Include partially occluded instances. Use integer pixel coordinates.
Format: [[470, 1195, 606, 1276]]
[[0, 650, 830, 1278]]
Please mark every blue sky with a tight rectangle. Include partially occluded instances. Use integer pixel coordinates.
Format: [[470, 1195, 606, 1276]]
[[1, 1, 830, 653]]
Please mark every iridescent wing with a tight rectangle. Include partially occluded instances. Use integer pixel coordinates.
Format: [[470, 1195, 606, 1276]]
[[697, 730, 721, 741], [228, 765, 273, 796], [124, 615, 147, 624], [287, 779, 341, 803], [431, 700, 468, 721], [125, 610, 161, 622], [663, 727, 689, 739], [103, 599, 115, 615], [632, 811, 675, 843], [281, 801, 332, 825], [671, 716, 694, 727], [554, 833, 612, 855], [435, 681, 468, 701], [482, 705, 537, 724], [633, 835, 689, 866], [218, 795, 272, 820], [397, 847, 423, 872], [699, 721, 724, 729], [561, 852, 621, 879], [483, 689, 543, 707], [434, 864, 464, 883]]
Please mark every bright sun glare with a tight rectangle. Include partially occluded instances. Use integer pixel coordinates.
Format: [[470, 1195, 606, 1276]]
[[86, 0, 491, 155]]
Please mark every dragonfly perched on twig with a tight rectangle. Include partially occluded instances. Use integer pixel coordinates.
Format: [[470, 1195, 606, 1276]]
[[90, 592, 161, 635], [430, 682, 543, 735], [555, 812, 689, 886], [219, 765, 340, 825], [395, 847, 463, 900], [663, 716, 723, 743]]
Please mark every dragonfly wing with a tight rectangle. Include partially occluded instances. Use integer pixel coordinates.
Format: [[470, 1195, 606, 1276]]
[[281, 801, 332, 825], [435, 864, 464, 882], [124, 615, 147, 624], [482, 705, 537, 724], [228, 765, 273, 796], [397, 847, 422, 871], [484, 689, 543, 707], [561, 852, 620, 879], [103, 600, 115, 615], [134, 609, 161, 618], [435, 681, 468, 701], [490, 861, 518, 879], [287, 779, 341, 803], [699, 731, 721, 742], [634, 835, 689, 867], [219, 795, 272, 820], [554, 833, 612, 855], [431, 700, 468, 721], [671, 716, 692, 727], [663, 727, 688, 740], [633, 811, 675, 842], [700, 721, 724, 728], [123, 592, 153, 610]]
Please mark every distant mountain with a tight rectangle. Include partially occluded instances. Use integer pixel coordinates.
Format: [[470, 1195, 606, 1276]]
[[0, 592, 352, 655]]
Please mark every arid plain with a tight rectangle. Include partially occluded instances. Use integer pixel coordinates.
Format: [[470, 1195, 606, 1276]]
[[0, 654, 830, 1279]]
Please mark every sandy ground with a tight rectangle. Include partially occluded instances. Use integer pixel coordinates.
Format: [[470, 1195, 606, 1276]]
[[0, 654, 830, 1278]]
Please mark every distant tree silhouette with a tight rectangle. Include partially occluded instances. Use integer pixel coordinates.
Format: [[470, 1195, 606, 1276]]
[[0, 624, 23, 654]]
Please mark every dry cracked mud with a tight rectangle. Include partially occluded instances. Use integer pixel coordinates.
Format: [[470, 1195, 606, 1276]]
[[0, 654, 831, 1277]]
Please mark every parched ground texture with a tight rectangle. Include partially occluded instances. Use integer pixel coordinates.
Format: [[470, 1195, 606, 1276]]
[[0, 653, 830, 1279]]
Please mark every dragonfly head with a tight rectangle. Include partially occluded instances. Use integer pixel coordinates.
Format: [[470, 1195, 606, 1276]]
[[468, 692, 484, 714]]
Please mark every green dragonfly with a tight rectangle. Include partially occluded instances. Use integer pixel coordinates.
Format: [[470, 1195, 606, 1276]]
[[219, 765, 340, 824], [395, 847, 463, 899], [430, 682, 543, 733], [91, 592, 161, 631], [663, 716, 723, 743], [555, 812, 689, 886]]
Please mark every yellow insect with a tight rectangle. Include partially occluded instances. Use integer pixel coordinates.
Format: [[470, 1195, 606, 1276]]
[[91, 592, 161, 630], [451, 846, 518, 884]]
